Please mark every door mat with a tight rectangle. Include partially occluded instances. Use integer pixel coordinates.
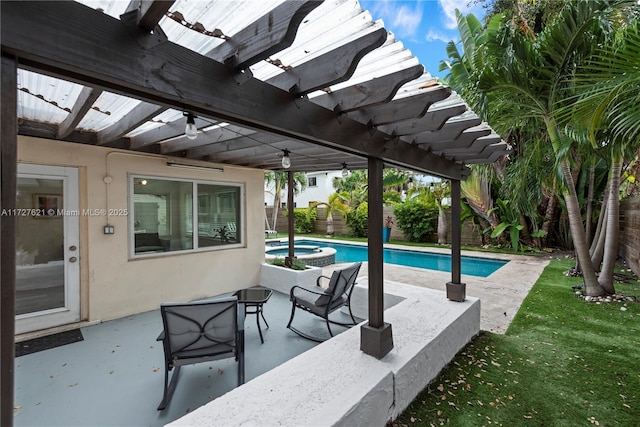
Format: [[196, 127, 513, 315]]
[[15, 329, 84, 357]]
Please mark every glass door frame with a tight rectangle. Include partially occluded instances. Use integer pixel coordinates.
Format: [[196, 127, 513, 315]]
[[15, 164, 80, 334]]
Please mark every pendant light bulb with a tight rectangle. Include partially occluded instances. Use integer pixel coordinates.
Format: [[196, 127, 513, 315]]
[[281, 149, 291, 169], [184, 112, 198, 140], [341, 163, 349, 178]]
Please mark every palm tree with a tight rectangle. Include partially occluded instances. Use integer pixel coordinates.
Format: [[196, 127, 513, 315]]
[[264, 171, 307, 230], [310, 193, 349, 237], [560, 20, 640, 292], [477, 0, 635, 295]]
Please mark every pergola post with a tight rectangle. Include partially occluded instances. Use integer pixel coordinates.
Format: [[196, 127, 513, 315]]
[[285, 171, 295, 267], [1, 53, 18, 427], [360, 157, 393, 358], [446, 179, 466, 301]]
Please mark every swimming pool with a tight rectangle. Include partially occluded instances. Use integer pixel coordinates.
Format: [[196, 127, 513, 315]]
[[271, 240, 508, 277]]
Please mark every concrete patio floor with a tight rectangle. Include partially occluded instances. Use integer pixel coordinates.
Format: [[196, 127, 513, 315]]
[[14, 290, 332, 426], [13, 249, 549, 426]]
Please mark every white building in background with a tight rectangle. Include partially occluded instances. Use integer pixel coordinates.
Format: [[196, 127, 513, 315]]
[[265, 171, 343, 207]]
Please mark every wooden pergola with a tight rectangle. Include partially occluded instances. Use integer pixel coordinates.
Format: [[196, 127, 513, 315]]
[[0, 1, 509, 423]]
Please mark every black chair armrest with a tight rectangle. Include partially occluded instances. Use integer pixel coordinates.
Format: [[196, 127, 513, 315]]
[[315, 275, 332, 287], [290, 285, 329, 300]]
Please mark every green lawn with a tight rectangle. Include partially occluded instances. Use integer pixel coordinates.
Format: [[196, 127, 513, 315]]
[[392, 259, 640, 426]]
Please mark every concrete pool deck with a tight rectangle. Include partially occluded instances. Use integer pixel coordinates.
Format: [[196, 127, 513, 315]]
[[321, 243, 550, 334]]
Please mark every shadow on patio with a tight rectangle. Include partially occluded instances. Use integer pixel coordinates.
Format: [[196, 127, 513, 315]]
[[14, 289, 357, 426]]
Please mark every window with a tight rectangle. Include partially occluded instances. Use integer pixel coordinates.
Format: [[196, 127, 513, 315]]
[[131, 176, 242, 255], [308, 176, 317, 187]]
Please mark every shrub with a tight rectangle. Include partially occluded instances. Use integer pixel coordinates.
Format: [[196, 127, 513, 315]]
[[394, 200, 437, 242], [345, 202, 368, 237], [291, 207, 317, 233]]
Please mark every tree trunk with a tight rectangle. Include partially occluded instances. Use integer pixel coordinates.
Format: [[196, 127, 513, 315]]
[[590, 200, 607, 269], [477, 217, 491, 245], [272, 192, 281, 231], [585, 158, 596, 244], [560, 158, 605, 296], [598, 153, 621, 295], [545, 117, 604, 296], [518, 212, 533, 247], [541, 192, 558, 247], [437, 206, 448, 244], [326, 213, 334, 237]]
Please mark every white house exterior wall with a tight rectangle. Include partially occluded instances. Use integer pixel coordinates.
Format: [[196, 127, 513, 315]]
[[18, 136, 265, 324], [265, 171, 342, 207]]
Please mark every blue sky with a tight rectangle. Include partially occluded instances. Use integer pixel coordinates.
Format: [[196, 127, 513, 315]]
[[359, 0, 487, 78]]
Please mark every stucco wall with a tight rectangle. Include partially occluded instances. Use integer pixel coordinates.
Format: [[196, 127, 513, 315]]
[[18, 136, 265, 323], [620, 196, 640, 277]]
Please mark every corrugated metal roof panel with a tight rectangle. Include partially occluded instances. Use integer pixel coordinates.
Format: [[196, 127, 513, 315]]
[[17, 69, 84, 124], [77, 93, 142, 132]]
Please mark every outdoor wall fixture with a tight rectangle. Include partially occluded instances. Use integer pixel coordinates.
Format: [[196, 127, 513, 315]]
[[166, 160, 224, 172], [341, 162, 349, 178], [103, 224, 115, 235], [184, 112, 198, 140], [281, 149, 291, 169]]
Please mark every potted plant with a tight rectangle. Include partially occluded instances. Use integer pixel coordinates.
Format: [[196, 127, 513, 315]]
[[383, 216, 394, 242]]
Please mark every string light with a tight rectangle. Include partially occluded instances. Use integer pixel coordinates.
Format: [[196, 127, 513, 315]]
[[184, 112, 198, 140], [281, 149, 291, 169], [341, 162, 349, 178]]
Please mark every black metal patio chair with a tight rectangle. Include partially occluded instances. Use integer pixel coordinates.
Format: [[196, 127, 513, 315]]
[[156, 297, 244, 410], [286, 262, 362, 342]]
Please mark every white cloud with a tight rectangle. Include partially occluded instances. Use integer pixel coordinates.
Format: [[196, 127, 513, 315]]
[[438, 0, 483, 30], [369, 0, 423, 37], [392, 4, 423, 36], [425, 29, 455, 44]]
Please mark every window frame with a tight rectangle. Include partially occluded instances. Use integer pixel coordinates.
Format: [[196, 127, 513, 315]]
[[129, 174, 244, 259]]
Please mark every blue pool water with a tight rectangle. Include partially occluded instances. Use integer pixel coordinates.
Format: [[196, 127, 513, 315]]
[[275, 240, 508, 277]]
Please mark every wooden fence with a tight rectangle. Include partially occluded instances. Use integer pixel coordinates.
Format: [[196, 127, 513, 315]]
[[264, 206, 482, 244], [619, 196, 640, 277]]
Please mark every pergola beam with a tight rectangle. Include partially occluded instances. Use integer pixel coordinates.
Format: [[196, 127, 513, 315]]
[[205, 0, 323, 70], [436, 135, 501, 156], [310, 64, 424, 112], [381, 104, 468, 136], [123, 0, 175, 33], [348, 85, 451, 126], [130, 115, 211, 149], [0, 1, 467, 179], [191, 133, 292, 158], [413, 116, 483, 145], [265, 27, 388, 95], [424, 128, 493, 151], [161, 124, 256, 154], [57, 86, 103, 139], [97, 102, 166, 145]]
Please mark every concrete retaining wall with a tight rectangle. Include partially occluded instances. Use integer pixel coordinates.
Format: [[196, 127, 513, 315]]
[[168, 280, 480, 426]]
